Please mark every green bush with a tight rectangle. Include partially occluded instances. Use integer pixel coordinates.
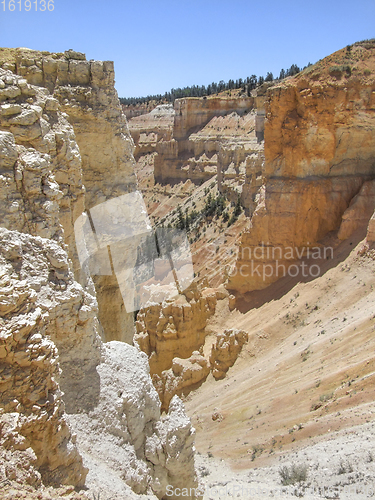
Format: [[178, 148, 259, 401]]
[[329, 64, 352, 77]]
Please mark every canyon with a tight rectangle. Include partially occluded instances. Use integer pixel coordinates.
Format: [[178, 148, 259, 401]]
[[0, 38, 375, 500]]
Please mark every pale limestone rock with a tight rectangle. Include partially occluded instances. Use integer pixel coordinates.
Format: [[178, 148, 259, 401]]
[[0, 49, 137, 343], [68, 342, 200, 499], [0, 67, 85, 284], [0, 130, 17, 169], [0, 228, 89, 487]]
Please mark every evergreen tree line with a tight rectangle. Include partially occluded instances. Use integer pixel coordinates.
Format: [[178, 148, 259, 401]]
[[169, 191, 243, 235], [120, 63, 311, 106]]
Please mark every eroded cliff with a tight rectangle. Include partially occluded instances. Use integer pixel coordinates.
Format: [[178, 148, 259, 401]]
[[0, 48, 200, 499], [229, 40, 375, 293]]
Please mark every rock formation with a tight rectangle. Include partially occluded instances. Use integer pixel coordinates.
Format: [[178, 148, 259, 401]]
[[134, 282, 217, 376], [153, 351, 210, 412], [0, 228, 88, 488], [0, 47, 200, 499], [68, 342, 199, 499], [209, 329, 248, 380], [154, 96, 257, 185], [0, 47, 137, 343], [228, 40, 375, 293], [128, 104, 175, 158]]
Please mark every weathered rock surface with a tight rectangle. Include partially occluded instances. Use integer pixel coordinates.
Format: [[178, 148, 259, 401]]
[[0, 48, 200, 499], [153, 97, 257, 186], [128, 104, 175, 158], [229, 41, 375, 293], [0, 47, 137, 343], [134, 282, 217, 376], [0, 67, 85, 284], [338, 180, 375, 240], [153, 351, 210, 412], [209, 329, 248, 380], [68, 342, 200, 499], [366, 212, 375, 245], [0, 228, 89, 488]]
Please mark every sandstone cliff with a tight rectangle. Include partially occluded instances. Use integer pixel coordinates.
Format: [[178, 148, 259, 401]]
[[154, 96, 256, 185], [229, 40, 375, 293]]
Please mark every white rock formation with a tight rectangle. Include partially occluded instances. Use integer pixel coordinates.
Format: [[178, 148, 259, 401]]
[[68, 342, 200, 499]]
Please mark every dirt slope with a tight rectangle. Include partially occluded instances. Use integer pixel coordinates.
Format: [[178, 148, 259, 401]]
[[185, 235, 375, 471]]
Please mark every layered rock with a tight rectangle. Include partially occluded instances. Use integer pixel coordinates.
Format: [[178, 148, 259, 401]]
[[153, 351, 210, 412], [0, 48, 200, 498], [154, 96, 256, 185], [173, 97, 255, 140], [128, 104, 175, 158], [229, 41, 375, 293], [0, 228, 88, 487], [0, 66, 85, 283], [0, 47, 137, 343], [338, 180, 375, 240]]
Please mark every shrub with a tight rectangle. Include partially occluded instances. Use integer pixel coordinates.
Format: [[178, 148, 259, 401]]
[[278, 464, 308, 485], [329, 65, 352, 77], [251, 444, 264, 461]]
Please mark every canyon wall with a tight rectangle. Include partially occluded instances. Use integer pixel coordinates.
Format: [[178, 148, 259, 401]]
[[0, 47, 137, 343], [128, 104, 175, 158], [0, 49, 200, 499], [153, 96, 258, 185], [128, 93, 267, 212], [229, 41, 375, 293]]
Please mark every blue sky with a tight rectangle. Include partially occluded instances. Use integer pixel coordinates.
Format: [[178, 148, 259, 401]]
[[0, 0, 374, 98]]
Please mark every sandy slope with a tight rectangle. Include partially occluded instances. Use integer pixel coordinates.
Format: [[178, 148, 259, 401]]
[[184, 233, 375, 497]]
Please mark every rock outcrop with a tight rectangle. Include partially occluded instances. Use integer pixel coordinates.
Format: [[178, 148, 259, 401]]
[[229, 40, 375, 293], [209, 329, 248, 380], [0, 47, 200, 499], [68, 342, 200, 499], [0, 228, 88, 488], [153, 351, 210, 412], [134, 283, 217, 376], [0, 47, 137, 343]]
